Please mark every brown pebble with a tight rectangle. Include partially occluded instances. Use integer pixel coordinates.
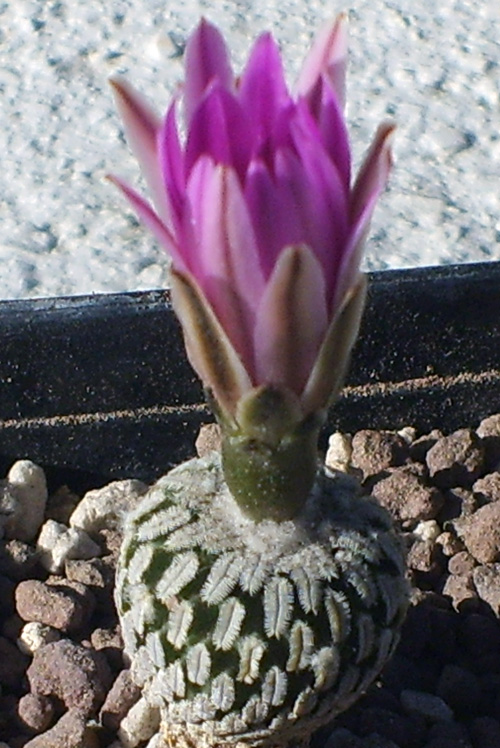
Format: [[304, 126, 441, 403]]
[[22, 708, 99, 748], [436, 663, 481, 713], [90, 625, 123, 671], [439, 487, 479, 522], [441, 573, 478, 612], [477, 413, 500, 471], [448, 551, 476, 576], [0, 540, 40, 581], [100, 669, 141, 731], [473, 472, 500, 504], [371, 467, 443, 525], [426, 429, 485, 489], [459, 613, 500, 657], [472, 564, 500, 614], [409, 429, 444, 463], [27, 639, 112, 718], [351, 429, 408, 478], [15, 579, 95, 633], [435, 531, 463, 557], [407, 539, 441, 576], [0, 635, 29, 689], [17, 693, 55, 733], [458, 501, 500, 564]]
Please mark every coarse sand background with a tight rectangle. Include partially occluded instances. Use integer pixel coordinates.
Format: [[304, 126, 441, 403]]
[[0, 0, 498, 300]]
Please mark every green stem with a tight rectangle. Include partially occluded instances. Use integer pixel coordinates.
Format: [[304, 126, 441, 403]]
[[220, 415, 322, 523]]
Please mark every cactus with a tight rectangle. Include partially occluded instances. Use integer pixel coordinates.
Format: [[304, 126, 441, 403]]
[[110, 15, 407, 747], [116, 452, 407, 747]]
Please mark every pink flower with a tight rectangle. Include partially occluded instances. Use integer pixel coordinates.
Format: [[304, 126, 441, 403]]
[[110, 16, 394, 423]]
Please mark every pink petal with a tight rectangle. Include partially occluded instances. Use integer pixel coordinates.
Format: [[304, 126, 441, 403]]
[[295, 13, 348, 108], [185, 159, 265, 375], [350, 121, 395, 225], [109, 78, 170, 225], [335, 122, 395, 305], [254, 244, 328, 394], [107, 174, 186, 272], [184, 18, 234, 126], [303, 75, 351, 189], [239, 33, 291, 144], [158, 98, 185, 228], [185, 83, 251, 180]]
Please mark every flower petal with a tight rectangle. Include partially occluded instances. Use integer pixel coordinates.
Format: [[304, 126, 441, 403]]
[[158, 97, 185, 228], [301, 274, 367, 415], [254, 244, 328, 393], [109, 78, 170, 224], [170, 269, 252, 420], [185, 84, 251, 180], [185, 159, 264, 376], [350, 121, 395, 225], [107, 174, 185, 271], [295, 13, 348, 108], [239, 33, 291, 144], [184, 18, 234, 126]]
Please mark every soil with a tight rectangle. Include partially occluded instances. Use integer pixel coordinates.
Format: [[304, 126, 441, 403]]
[[2, 413, 500, 748]]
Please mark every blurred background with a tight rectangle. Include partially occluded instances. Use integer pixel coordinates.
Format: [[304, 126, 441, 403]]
[[0, 0, 498, 299]]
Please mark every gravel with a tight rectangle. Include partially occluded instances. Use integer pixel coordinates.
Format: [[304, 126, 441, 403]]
[[2, 413, 500, 746]]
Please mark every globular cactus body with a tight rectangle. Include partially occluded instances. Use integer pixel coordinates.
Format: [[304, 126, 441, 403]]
[[116, 453, 408, 748]]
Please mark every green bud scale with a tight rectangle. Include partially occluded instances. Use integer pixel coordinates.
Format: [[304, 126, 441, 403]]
[[115, 452, 408, 748]]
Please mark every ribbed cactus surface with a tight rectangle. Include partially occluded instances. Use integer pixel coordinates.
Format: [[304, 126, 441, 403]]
[[116, 453, 407, 748]]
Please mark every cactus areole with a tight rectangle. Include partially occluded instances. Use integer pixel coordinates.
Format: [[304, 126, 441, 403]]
[[111, 15, 408, 748]]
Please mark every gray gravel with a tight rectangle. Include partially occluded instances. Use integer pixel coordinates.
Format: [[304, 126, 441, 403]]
[[0, 0, 499, 300]]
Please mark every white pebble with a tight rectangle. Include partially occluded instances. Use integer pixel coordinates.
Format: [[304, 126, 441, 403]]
[[69, 479, 147, 533], [413, 520, 441, 542], [397, 426, 417, 444], [36, 519, 102, 573], [0, 461, 47, 542], [325, 432, 352, 473], [118, 697, 160, 748], [17, 621, 61, 655]]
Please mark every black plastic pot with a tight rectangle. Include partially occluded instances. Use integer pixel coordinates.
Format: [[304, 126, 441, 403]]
[[1, 262, 499, 490]]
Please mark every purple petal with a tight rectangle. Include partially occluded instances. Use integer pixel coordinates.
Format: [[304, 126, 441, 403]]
[[158, 98, 185, 228], [254, 245, 328, 393], [350, 121, 395, 225], [303, 75, 351, 189], [185, 159, 265, 374], [108, 174, 186, 271], [184, 18, 234, 126], [239, 33, 291, 144], [295, 13, 348, 108], [110, 77, 170, 225], [335, 122, 395, 304], [185, 83, 251, 180]]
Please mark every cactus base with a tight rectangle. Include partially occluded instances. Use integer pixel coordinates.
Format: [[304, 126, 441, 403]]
[[116, 452, 408, 748]]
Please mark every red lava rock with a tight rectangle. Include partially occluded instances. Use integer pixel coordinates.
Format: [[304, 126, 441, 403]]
[[448, 551, 476, 576], [441, 572, 478, 612], [409, 430, 444, 463], [27, 639, 113, 718], [407, 539, 442, 576], [89, 625, 123, 671], [17, 693, 55, 733], [64, 558, 111, 588], [472, 472, 500, 503], [0, 635, 29, 690], [435, 531, 464, 557], [15, 579, 94, 633], [439, 487, 478, 522], [371, 467, 443, 525], [99, 668, 141, 731], [472, 564, 500, 614], [96, 528, 122, 559], [477, 413, 500, 471], [0, 540, 40, 581], [457, 501, 500, 563], [351, 430, 409, 478], [22, 708, 99, 748], [426, 429, 485, 489]]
